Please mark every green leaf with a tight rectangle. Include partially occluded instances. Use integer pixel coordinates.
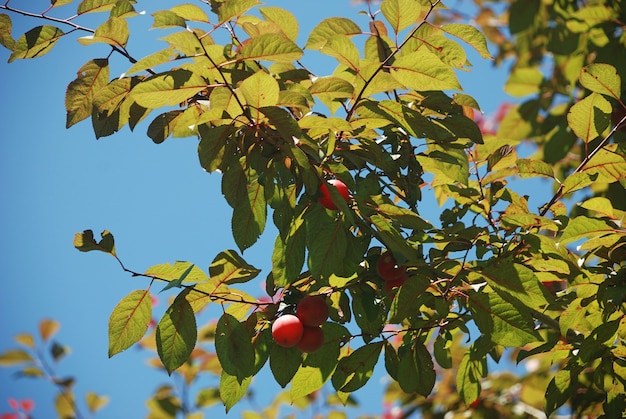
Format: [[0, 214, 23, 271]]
[[0, 349, 33, 366], [560, 172, 597, 195], [305, 17, 361, 49], [156, 292, 197, 374], [457, 350, 483, 406], [320, 35, 360, 70], [397, 340, 436, 396], [197, 124, 231, 173], [380, 0, 421, 33], [215, 0, 261, 24], [567, 92, 612, 143], [559, 215, 619, 246], [66, 59, 110, 128], [170, 4, 210, 23], [580, 143, 626, 183], [309, 76, 355, 99], [145, 261, 209, 284], [441, 23, 493, 59], [516, 158, 555, 178], [220, 370, 252, 412], [85, 392, 109, 413], [272, 214, 306, 287], [259, 7, 299, 41], [331, 342, 383, 392], [469, 291, 542, 346], [73, 229, 116, 255], [238, 33, 303, 63], [77, 0, 119, 14], [131, 69, 207, 109], [77, 17, 129, 47], [151, 11, 187, 29], [504, 67, 544, 97], [51, 0, 75, 7], [270, 344, 302, 388], [579, 64, 621, 100], [231, 166, 267, 252], [108, 289, 152, 357], [147, 110, 184, 144], [209, 250, 261, 285], [159, 263, 195, 292], [0, 14, 15, 50], [307, 213, 349, 279], [545, 369, 575, 416], [9, 25, 64, 62], [390, 49, 461, 91], [215, 313, 255, 381], [110, 1, 137, 18]]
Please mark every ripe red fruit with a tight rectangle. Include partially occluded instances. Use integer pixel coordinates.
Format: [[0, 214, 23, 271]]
[[296, 326, 325, 353], [271, 314, 304, 348], [319, 179, 350, 210], [376, 252, 406, 281], [296, 295, 329, 327], [612, 106, 626, 131]]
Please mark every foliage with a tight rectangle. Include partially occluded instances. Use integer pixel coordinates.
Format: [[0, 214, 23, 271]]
[[1, 0, 626, 417]]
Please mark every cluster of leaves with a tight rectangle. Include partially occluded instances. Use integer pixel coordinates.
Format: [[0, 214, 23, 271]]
[[1, 0, 626, 417], [0, 319, 108, 419]]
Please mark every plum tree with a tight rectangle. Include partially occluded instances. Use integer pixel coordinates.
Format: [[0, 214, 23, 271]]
[[376, 252, 406, 282]]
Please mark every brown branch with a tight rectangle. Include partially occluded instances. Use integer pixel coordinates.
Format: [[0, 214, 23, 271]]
[[345, 0, 442, 121], [539, 113, 626, 216]]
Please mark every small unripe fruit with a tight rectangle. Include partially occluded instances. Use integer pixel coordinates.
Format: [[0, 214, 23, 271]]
[[319, 179, 350, 210], [296, 326, 325, 353], [271, 314, 304, 348], [296, 295, 329, 327]]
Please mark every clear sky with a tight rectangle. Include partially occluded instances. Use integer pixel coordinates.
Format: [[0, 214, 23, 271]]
[[0, 0, 522, 417]]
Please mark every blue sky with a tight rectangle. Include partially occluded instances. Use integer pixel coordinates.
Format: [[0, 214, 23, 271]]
[[0, 0, 523, 417]]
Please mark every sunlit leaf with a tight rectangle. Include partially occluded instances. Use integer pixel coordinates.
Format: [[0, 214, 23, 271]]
[[131, 69, 207, 109], [145, 261, 208, 284], [220, 370, 252, 412], [85, 392, 109, 413], [320, 35, 360, 70], [66, 59, 110, 127], [567, 92, 612, 143], [215, 0, 261, 24], [380, 0, 421, 33], [390, 49, 461, 91], [579, 63, 621, 99], [580, 143, 626, 183], [239, 70, 280, 113], [108, 289, 152, 357], [516, 158, 555, 178], [441, 23, 493, 59], [260, 7, 298, 41], [559, 215, 619, 246], [73, 229, 116, 255], [209, 250, 261, 285], [504, 67, 543, 97], [238, 33, 303, 63], [0, 349, 33, 366], [156, 292, 197, 374], [170, 4, 210, 23], [77, 0, 118, 14], [0, 14, 15, 50], [151, 11, 187, 29], [9, 25, 64, 62], [77, 17, 129, 47], [305, 17, 361, 49]]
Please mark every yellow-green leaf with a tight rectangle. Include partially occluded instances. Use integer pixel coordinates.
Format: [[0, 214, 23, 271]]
[[77, 0, 119, 14], [9, 25, 64, 62], [151, 11, 187, 29], [0, 14, 15, 50], [108, 289, 152, 357], [77, 17, 129, 47], [73, 229, 116, 255], [66, 59, 110, 127], [516, 158, 555, 178], [220, 371, 252, 412], [170, 4, 210, 23], [309, 76, 354, 99], [145, 261, 208, 284], [580, 143, 626, 183], [239, 70, 280, 109], [567, 92, 612, 143], [52, 0, 75, 7], [504, 67, 544, 97], [209, 250, 261, 286], [320, 35, 360, 70], [85, 392, 109, 413], [131, 69, 207, 109], [216, 0, 261, 24], [441, 23, 493, 59], [259, 7, 299, 41], [305, 17, 361, 49], [0, 349, 33, 366], [380, 0, 421, 33], [579, 63, 621, 100], [215, 313, 255, 381], [14, 333, 35, 348], [390, 49, 461, 91], [238, 33, 303, 63]]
